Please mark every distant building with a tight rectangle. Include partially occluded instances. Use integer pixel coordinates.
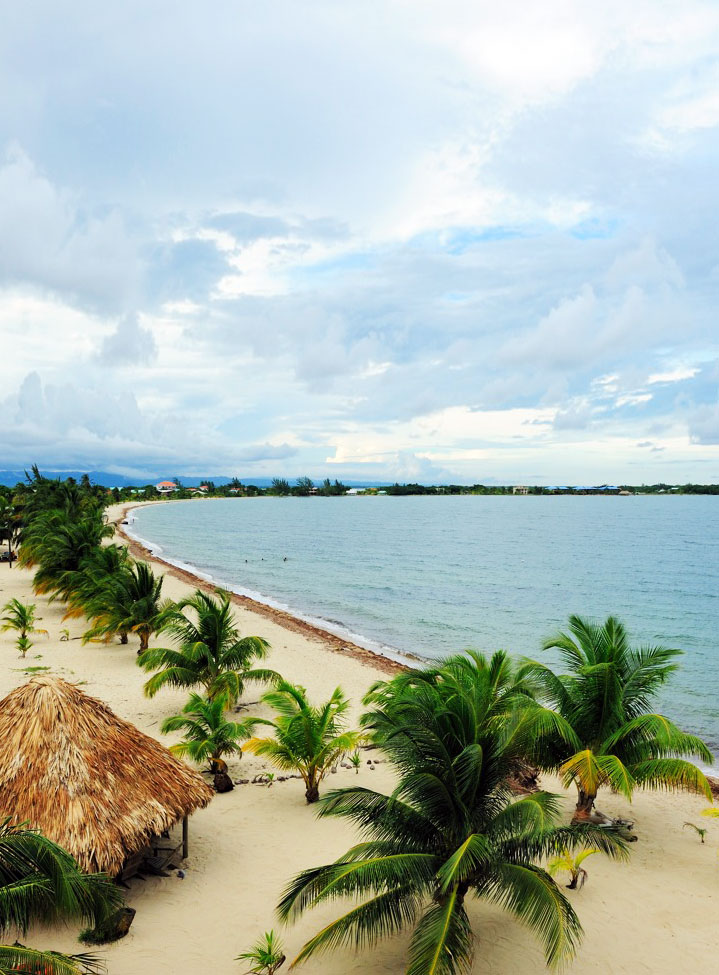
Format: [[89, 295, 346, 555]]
[[346, 488, 362, 496], [513, 485, 529, 495], [156, 480, 178, 494]]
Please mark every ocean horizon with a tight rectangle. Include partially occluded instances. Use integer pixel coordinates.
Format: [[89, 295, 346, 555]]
[[128, 495, 719, 758]]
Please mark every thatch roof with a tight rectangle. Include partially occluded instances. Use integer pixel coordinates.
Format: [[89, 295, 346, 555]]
[[0, 676, 214, 874]]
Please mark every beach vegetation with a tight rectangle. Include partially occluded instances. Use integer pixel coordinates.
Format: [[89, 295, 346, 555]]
[[547, 847, 598, 889], [62, 545, 133, 626], [349, 750, 362, 774], [0, 817, 123, 975], [1, 597, 48, 656], [279, 651, 627, 971], [236, 930, 286, 974], [244, 681, 362, 803], [683, 822, 708, 843], [294, 477, 314, 496], [522, 615, 713, 823], [19, 509, 114, 601], [138, 588, 276, 704], [81, 560, 169, 651], [270, 478, 291, 496], [319, 478, 347, 496], [160, 692, 251, 781], [0, 496, 18, 566]]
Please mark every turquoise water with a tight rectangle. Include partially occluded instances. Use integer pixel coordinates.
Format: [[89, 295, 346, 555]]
[[129, 496, 719, 752]]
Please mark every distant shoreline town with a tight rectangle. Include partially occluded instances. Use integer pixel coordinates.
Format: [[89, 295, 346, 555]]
[[1, 468, 718, 506]]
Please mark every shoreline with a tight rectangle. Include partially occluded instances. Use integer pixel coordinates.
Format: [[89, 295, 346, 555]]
[[114, 499, 719, 780], [113, 501, 407, 677], [3, 505, 719, 972]]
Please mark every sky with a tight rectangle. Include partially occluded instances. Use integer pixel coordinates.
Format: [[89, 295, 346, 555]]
[[2, 0, 719, 485]]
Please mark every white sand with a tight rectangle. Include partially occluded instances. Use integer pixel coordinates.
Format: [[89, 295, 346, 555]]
[[2, 503, 718, 974]]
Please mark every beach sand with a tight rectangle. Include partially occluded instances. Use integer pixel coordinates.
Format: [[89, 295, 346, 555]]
[[2, 501, 717, 974]]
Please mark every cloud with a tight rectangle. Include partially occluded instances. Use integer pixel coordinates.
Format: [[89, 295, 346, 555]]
[[1, 3, 719, 481], [689, 403, 719, 445], [98, 314, 157, 366], [0, 146, 140, 311]]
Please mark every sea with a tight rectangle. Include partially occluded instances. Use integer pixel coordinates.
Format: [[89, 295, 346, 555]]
[[127, 495, 719, 755]]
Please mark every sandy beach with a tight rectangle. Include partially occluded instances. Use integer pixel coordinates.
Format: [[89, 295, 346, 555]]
[[2, 501, 717, 975]]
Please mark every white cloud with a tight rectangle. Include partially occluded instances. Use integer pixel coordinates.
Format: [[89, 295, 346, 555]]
[[0, 3, 719, 481], [648, 367, 700, 384]]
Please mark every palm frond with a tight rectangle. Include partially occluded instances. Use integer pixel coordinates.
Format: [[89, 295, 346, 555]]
[[483, 863, 581, 967], [0, 944, 106, 975], [405, 894, 473, 975], [289, 886, 422, 965], [630, 758, 711, 799]]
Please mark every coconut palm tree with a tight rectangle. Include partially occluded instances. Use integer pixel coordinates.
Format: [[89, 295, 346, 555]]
[[1, 598, 48, 657], [19, 510, 113, 601], [138, 589, 275, 703], [547, 848, 598, 889], [522, 615, 712, 823], [82, 560, 169, 651], [160, 692, 251, 777], [62, 545, 133, 632], [236, 930, 286, 974], [279, 651, 626, 972], [0, 497, 18, 567], [0, 817, 122, 975], [243, 682, 362, 803]]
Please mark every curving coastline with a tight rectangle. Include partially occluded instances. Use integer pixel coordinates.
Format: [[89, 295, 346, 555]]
[[113, 501, 407, 677], [1, 501, 718, 972]]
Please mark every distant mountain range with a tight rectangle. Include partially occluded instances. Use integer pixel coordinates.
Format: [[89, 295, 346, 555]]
[[0, 470, 388, 489]]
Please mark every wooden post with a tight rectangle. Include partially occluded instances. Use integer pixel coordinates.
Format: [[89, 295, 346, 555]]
[[182, 815, 189, 859]]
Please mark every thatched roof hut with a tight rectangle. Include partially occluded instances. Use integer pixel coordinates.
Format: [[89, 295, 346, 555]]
[[0, 676, 214, 874]]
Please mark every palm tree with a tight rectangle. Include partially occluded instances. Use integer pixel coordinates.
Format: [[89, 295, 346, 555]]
[[0, 496, 18, 567], [682, 822, 708, 843], [236, 930, 286, 974], [138, 589, 275, 703], [19, 510, 113, 600], [522, 615, 712, 823], [1, 598, 48, 657], [243, 682, 363, 803], [0, 817, 122, 975], [279, 651, 626, 971], [160, 692, 251, 783], [62, 545, 133, 633], [547, 848, 598, 889], [82, 560, 169, 651]]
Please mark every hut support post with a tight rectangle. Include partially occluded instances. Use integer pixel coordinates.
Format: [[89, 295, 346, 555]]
[[182, 815, 189, 859]]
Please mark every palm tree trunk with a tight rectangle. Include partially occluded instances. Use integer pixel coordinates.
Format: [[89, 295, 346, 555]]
[[305, 772, 320, 803], [573, 788, 615, 825], [572, 789, 599, 822], [137, 630, 150, 653], [120, 632, 128, 644]]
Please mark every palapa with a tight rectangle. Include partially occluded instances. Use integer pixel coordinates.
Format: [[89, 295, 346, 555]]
[[0, 676, 214, 874]]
